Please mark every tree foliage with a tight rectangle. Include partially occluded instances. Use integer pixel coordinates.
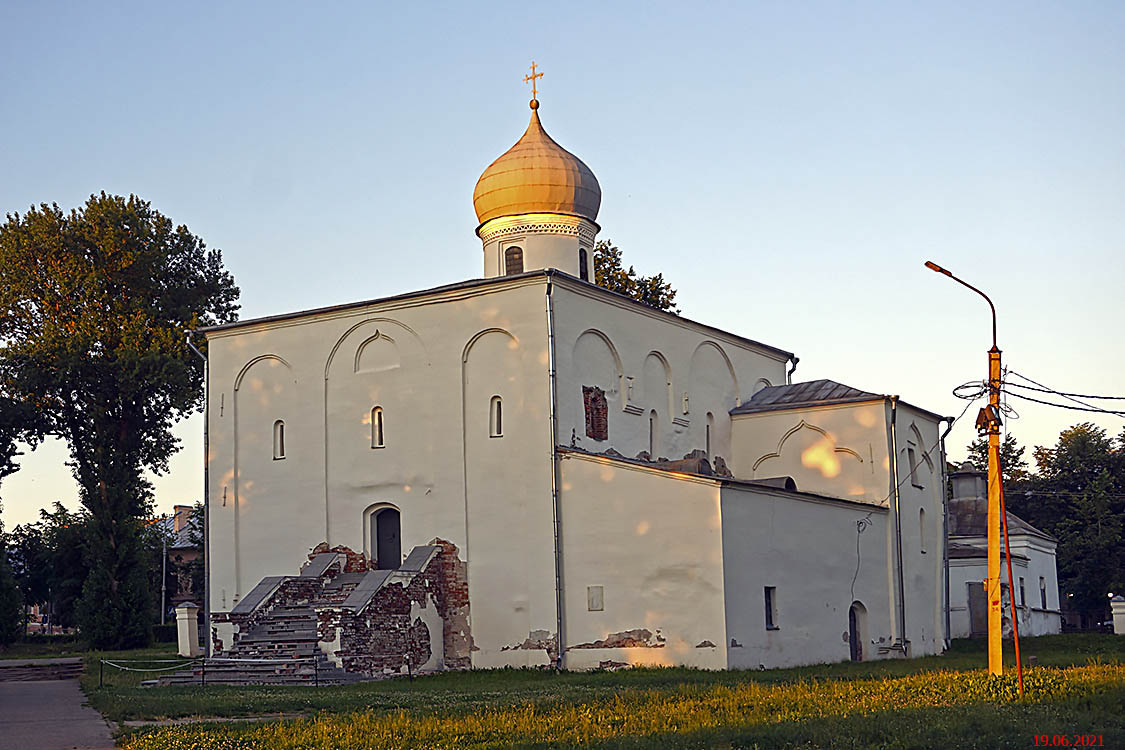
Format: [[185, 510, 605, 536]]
[[965, 433, 1030, 486], [593, 240, 679, 314], [0, 194, 239, 647], [9, 503, 90, 631], [0, 507, 23, 646]]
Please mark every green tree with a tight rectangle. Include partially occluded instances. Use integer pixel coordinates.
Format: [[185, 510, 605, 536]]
[[0, 507, 23, 645], [0, 194, 239, 647], [965, 432, 1030, 487], [593, 240, 679, 313]]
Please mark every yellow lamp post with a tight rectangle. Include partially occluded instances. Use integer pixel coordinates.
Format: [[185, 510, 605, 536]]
[[925, 260, 1003, 676]]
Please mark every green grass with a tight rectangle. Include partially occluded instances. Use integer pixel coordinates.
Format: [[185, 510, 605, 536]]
[[86, 634, 1125, 724], [115, 663, 1125, 749], [0, 634, 86, 659]]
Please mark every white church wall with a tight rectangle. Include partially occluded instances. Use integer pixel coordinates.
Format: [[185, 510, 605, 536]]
[[890, 404, 947, 656], [728, 401, 891, 504], [557, 451, 728, 670], [551, 278, 789, 468], [948, 538, 1061, 639], [205, 276, 560, 666], [720, 485, 893, 669]]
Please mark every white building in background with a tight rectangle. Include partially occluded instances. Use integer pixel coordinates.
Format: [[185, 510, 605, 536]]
[[947, 468, 1062, 639], [200, 93, 954, 674]]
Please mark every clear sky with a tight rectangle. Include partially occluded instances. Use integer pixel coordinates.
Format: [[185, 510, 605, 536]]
[[1, 1, 1122, 528]]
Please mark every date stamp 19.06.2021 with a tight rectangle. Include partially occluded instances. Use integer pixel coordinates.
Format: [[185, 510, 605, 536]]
[[1033, 736, 1103, 747]]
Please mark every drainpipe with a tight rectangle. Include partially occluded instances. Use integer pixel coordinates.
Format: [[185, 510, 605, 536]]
[[786, 356, 800, 385], [889, 396, 908, 654], [939, 415, 955, 649], [545, 279, 565, 669], [185, 330, 211, 658]]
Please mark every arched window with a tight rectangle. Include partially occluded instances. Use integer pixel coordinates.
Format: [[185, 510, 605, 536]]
[[578, 248, 589, 281], [919, 507, 927, 553], [504, 246, 524, 275], [706, 412, 715, 459], [273, 420, 286, 460], [490, 396, 503, 437], [371, 406, 384, 448], [648, 410, 659, 458]]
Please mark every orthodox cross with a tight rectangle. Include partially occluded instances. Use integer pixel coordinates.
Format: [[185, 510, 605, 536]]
[[523, 61, 543, 99]]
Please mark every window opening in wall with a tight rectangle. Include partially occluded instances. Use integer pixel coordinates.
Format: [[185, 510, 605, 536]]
[[371, 407, 384, 448], [907, 446, 921, 488], [504, 246, 524, 275], [273, 420, 286, 460], [1040, 577, 1047, 609], [1019, 577, 1026, 608], [490, 396, 503, 437], [706, 412, 714, 459], [582, 385, 608, 441], [578, 248, 589, 281], [919, 507, 927, 553], [648, 410, 658, 458], [764, 586, 778, 630]]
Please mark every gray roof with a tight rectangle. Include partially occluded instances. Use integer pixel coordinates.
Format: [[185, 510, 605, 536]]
[[948, 497, 1057, 542], [731, 379, 884, 415]]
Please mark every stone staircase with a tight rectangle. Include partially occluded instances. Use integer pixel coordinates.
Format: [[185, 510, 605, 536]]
[[153, 556, 367, 687], [152, 540, 470, 686]]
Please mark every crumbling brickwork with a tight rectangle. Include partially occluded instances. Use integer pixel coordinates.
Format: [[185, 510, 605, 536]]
[[583, 385, 608, 441]]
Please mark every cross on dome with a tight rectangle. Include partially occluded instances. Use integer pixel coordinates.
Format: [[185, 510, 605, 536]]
[[523, 61, 543, 105]]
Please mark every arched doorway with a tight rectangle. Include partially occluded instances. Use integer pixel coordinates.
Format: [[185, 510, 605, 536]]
[[369, 507, 401, 570], [849, 601, 867, 662]]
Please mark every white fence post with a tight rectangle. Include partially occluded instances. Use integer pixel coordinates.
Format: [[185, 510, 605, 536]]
[[176, 602, 203, 657]]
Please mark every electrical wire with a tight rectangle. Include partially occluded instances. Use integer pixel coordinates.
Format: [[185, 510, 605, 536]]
[[1005, 370, 1125, 417], [1001, 389, 1125, 417], [1003, 377, 1125, 401]]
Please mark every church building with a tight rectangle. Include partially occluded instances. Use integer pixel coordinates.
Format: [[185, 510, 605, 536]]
[[200, 87, 951, 676]]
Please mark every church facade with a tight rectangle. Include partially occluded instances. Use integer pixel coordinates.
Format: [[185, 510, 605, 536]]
[[201, 95, 951, 674]]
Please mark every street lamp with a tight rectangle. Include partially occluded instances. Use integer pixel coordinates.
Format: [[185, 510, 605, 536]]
[[925, 260, 1004, 676]]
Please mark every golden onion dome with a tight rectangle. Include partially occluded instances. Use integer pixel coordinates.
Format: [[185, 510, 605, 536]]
[[473, 100, 601, 226]]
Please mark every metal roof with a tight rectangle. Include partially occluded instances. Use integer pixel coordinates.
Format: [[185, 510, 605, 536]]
[[731, 379, 884, 415]]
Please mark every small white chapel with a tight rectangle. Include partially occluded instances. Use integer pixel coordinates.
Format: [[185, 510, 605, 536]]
[[199, 78, 952, 676]]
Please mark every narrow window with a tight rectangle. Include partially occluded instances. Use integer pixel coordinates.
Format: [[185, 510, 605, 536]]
[[648, 410, 658, 458], [1019, 577, 1026, 608], [705, 412, 714, 459], [764, 586, 778, 630], [578, 248, 589, 281], [490, 396, 503, 437], [273, 420, 286, 460], [582, 386, 608, 441], [371, 407, 384, 448], [1039, 577, 1047, 609], [907, 446, 921, 488], [504, 246, 524, 275], [919, 507, 927, 553]]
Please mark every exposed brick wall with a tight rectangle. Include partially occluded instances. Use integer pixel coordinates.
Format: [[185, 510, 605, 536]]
[[583, 385, 608, 441], [309, 542, 371, 573]]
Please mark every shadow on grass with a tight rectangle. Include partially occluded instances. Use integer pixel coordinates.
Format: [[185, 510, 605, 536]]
[[562, 687, 1125, 750]]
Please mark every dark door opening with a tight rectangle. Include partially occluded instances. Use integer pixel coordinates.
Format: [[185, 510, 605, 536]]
[[374, 508, 401, 570], [848, 605, 861, 662]]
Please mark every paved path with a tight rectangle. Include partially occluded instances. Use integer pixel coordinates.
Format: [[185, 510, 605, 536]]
[[0, 661, 115, 750]]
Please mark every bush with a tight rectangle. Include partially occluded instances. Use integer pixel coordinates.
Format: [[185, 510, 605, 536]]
[[152, 623, 177, 643]]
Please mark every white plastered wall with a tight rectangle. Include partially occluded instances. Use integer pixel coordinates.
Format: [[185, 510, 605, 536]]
[[728, 401, 891, 504], [949, 537, 1061, 638], [557, 452, 728, 669], [205, 277, 558, 666], [550, 278, 790, 468], [720, 485, 893, 668]]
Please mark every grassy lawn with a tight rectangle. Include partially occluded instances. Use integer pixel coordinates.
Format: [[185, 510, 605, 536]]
[[0, 634, 86, 659], [92, 635, 1124, 748]]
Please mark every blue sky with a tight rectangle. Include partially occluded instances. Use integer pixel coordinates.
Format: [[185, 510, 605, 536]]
[[2, 1, 1123, 526]]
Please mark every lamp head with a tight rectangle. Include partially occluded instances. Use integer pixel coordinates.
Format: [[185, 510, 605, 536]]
[[924, 260, 951, 276]]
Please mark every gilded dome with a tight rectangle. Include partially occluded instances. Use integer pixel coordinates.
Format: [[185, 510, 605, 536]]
[[473, 101, 601, 226]]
